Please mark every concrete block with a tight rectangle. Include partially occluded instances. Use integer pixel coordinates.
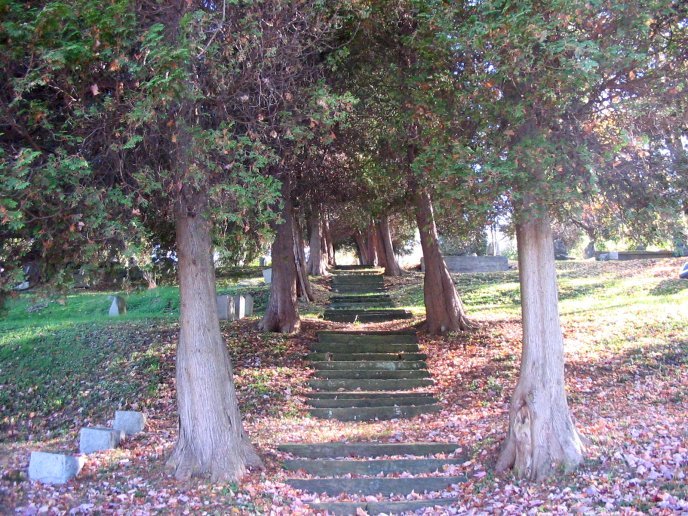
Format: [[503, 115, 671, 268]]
[[262, 268, 272, 284], [233, 295, 246, 319], [28, 451, 85, 484], [244, 294, 254, 316], [79, 427, 124, 454], [113, 410, 146, 436]]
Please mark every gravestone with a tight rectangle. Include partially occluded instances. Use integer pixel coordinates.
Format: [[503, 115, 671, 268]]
[[680, 262, 688, 280], [113, 410, 146, 436], [233, 295, 246, 319], [108, 296, 126, 316], [28, 452, 85, 484], [217, 294, 233, 320], [79, 427, 124, 454], [244, 294, 254, 316], [262, 268, 272, 284], [14, 281, 30, 291]]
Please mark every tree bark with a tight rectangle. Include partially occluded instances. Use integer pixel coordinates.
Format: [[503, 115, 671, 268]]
[[415, 188, 472, 333], [167, 191, 262, 482], [354, 230, 370, 265], [377, 215, 401, 276], [365, 223, 381, 267], [323, 212, 336, 267], [496, 206, 584, 480], [259, 179, 300, 333], [307, 207, 328, 276], [293, 211, 314, 302]]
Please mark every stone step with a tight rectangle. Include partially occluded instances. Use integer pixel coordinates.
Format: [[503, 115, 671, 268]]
[[283, 458, 464, 476], [306, 395, 438, 408], [330, 295, 392, 303], [324, 312, 414, 323], [312, 361, 428, 370], [318, 332, 417, 344], [308, 404, 440, 421], [278, 442, 461, 459], [287, 476, 466, 496], [304, 391, 436, 400], [329, 302, 394, 309], [331, 288, 387, 294], [308, 352, 427, 362], [310, 342, 419, 353], [308, 499, 460, 515], [309, 378, 433, 391], [313, 369, 430, 380], [333, 266, 382, 271], [332, 280, 385, 286]]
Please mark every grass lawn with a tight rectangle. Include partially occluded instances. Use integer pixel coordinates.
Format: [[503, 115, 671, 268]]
[[0, 258, 686, 513]]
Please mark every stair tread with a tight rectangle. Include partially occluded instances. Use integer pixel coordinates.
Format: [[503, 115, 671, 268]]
[[287, 476, 466, 496], [278, 442, 461, 458]]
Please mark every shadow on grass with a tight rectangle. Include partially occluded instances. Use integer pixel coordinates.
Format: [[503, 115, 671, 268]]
[[648, 278, 688, 296]]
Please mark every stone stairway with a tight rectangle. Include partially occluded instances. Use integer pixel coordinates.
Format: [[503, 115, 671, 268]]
[[280, 442, 465, 514], [278, 268, 462, 514], [324, 268, 412, 323]]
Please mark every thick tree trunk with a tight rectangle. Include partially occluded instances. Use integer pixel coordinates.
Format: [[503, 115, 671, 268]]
[[167, 192, 262, 482], [378, 216, 401, 276], [415, 189, 472, 333], [259, 180, 300, 333], [307, 207, 328, 276], [354, 231, 370, 265], [496, 207, 584, 480], [293, 211, 314, 302], [365, 224, 381, 267]]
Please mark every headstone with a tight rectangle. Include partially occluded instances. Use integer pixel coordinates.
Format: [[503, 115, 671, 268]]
[[262, 268, 272, 284], [608, 251, 619, 260], [217, 294, 238, 321], [108, 296, 126, 316], [14, 281, 30, 291], [113, 410, 146, 436], [28, 452, 85, 484], [233, 295, 246, 319], [680, 262, 688, 280], [244, 294, 254, 316], [553, 239, 569, 260], [79, 427, 124, 454]]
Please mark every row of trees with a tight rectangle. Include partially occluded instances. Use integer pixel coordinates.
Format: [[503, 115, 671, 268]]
[[2, 0, 686, 482]]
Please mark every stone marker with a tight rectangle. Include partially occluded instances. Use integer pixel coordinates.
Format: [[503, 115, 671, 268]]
[[244, 294, 254, 316], [108, 296, 126, 316], [262, 268, 272, 284], [680, 262, 688, 280], [28, 451, 85, 484], [233, 295, 246, 319], [113, 410, 146, 436], [217, 294, 232, 320], [14, 281, 30, 291], [79, 427, 125, 454]]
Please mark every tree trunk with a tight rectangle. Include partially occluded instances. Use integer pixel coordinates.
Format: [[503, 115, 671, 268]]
[[365, 224, 380, 267], [259, 179, 300, 333], [167, 191, 262, 482], [354, 231, 370, 265], [307, 207, 328, 276], [323, 212, 336, 267], [293, 211, 314, 302], [496, 207, 584, 480], [415, 189, 472, 333], [378, 216, 401, 276], [583, 240, 596, 259]]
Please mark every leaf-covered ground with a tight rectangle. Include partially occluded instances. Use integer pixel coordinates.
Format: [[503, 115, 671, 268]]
[[1, 258, 687, 513]]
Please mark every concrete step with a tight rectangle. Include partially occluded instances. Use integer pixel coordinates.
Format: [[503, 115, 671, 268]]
[[329, 303, 394, 309], [324, 311, 414, 323], [306, 395, 438, 408], [314, 369, 430, 380], [304, 391, 436, 400], [312, 360, 428, 370], [308, 499, 460, 515], [309, 378, 433, 391], [318, 332, 417, 344], [309, 342, 419, 353], [287, 476, 466, 496], [283, 458, 464, 476], [308, 352, 427, 362], [331, 288, 387, 294], [278, 442, 461, 458], [308, 404, 441, 421], [330, 295, 392, 303]]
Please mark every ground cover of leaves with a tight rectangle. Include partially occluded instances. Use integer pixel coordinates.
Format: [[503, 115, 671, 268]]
[[1, 259, 687, 514]]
